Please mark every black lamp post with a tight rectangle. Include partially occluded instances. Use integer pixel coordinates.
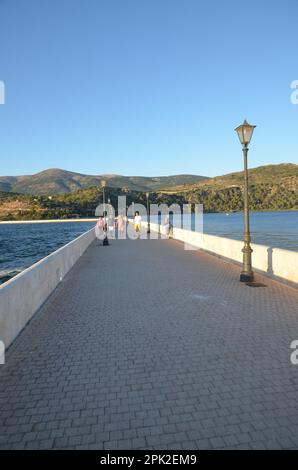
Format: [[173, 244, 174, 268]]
[[101, 180, 109, 245], [235, 119, 256, 282], [146, 192, 150, 233], [101, 180, 106, 221]]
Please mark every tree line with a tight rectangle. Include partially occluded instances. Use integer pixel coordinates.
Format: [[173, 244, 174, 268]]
[[0, 182, 297, 221]]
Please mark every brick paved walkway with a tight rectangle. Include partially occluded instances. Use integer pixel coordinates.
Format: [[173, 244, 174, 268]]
[[1, 233, 298, 450]]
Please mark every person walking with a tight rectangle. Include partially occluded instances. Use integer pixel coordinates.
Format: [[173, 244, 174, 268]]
[[117, 214, 125, 234], [108, 214, 115, 238], [134, 211, 142, 233], [95, 216, 105, 243], [162, 214, 172, 236], [96, 216, 104, 231]]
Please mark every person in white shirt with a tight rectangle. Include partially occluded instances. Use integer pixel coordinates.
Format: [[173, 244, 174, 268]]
[[134, 211, 141, 233]]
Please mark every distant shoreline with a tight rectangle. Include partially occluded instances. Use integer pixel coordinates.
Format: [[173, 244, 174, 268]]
[[0, 209, 297, 224], [0, 218, 98, 224]]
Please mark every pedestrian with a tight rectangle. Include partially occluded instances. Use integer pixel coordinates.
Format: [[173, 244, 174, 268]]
[[96, 216, 105, 242], [108, 214, 115, 237], [162, 214, 173, 236], [134, 211, 141, 233], [117, 214, 125, 234], [96, 216, 104, 231]]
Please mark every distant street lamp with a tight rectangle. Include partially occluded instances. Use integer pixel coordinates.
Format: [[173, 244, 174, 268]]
[[235, 119, 256, 282], [101, 180, 109, 245], [146, 192, 150, 233], [101, 180, 106, 219]]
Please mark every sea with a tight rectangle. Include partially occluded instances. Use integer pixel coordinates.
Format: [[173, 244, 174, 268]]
[[0, 211, 297, 284]]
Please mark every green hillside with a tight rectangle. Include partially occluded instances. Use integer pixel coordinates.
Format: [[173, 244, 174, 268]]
[[0, 187, 183, 221], [0, 163, 297, 220], [163, 163, 298, 212], [0, 168, 208, 195]]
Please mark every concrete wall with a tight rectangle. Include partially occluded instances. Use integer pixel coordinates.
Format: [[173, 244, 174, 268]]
[[145, 222, 298, 287], [0, 227, 96, 349]]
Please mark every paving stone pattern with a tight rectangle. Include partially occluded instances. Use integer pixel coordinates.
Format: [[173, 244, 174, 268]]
[[1, 233, 298, 449]]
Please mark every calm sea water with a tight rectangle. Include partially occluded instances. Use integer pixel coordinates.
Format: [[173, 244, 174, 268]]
[[201, 211, 298, 250], [0, 211, 297, 283], [158, 211, 298, 252], [0, 222, 95, 283]]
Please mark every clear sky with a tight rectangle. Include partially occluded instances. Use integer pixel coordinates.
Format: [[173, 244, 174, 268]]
[[0, 0, 297, 177]]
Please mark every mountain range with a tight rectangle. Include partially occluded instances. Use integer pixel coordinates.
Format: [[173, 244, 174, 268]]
[[163, 163, 298, 193], [1, 164, 297, 197], [0, 169, 208, 195], [0, 163, 297, 220]]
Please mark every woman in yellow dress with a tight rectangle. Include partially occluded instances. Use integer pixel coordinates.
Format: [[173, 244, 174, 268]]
[[134, 211, 141, 232]]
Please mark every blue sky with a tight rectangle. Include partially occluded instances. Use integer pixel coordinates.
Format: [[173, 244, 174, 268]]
[[0, 0, 297, 177]]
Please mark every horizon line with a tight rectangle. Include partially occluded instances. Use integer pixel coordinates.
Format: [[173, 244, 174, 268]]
[[0, 161, 296, 179]]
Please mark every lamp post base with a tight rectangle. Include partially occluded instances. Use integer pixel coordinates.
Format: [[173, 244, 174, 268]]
[[103, 235, 109, 246], [240, 242, 253, 282], [240, 272, 254, 282]]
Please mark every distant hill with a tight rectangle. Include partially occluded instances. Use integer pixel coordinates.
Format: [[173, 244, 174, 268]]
[[162, 163, 298, 212], [164, 163, 298, 192], [0, 169, 208, 195], [0, 163, 297, 220]]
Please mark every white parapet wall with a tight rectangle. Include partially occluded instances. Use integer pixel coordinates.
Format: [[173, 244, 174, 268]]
[[0, 227, 96, 349], [144, 221, 298, 287]]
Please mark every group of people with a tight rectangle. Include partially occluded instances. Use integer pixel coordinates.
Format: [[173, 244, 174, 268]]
[[96, 211, 173, 239], [96, 211, 142, 239], [96, 213, 126, 236]]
